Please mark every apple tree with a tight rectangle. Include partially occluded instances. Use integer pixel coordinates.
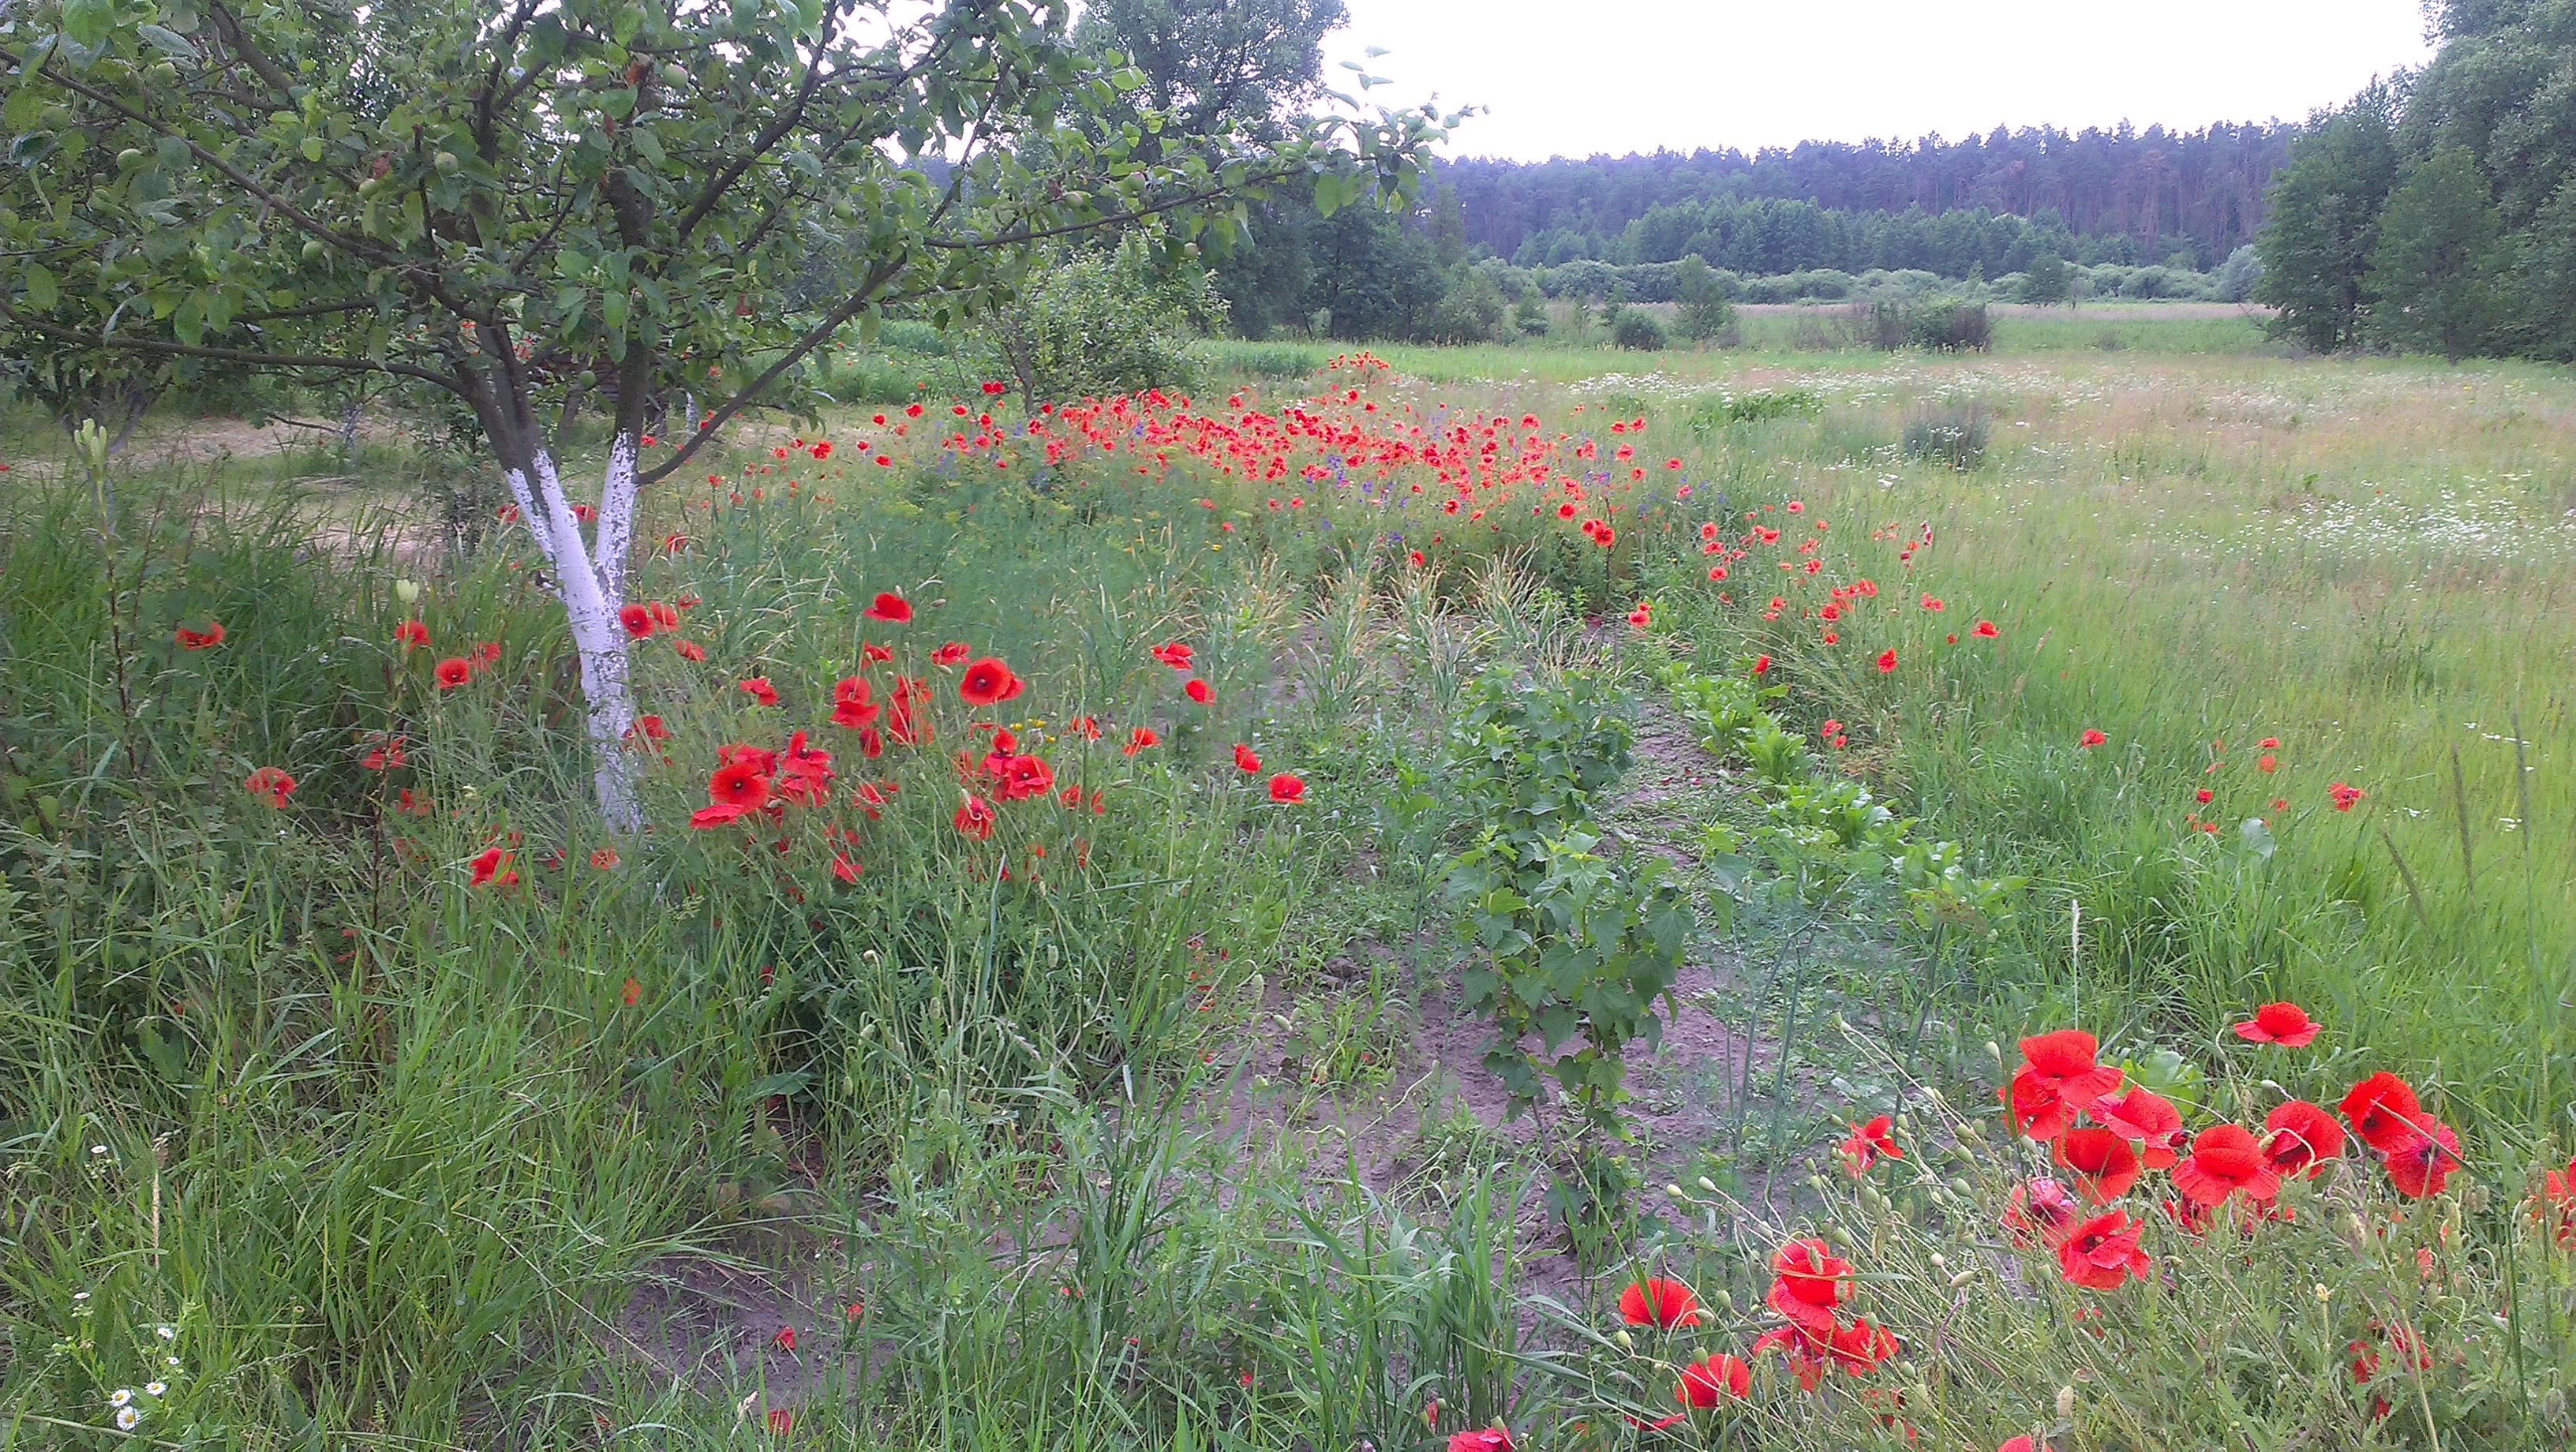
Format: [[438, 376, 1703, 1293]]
[[0, 0, 1442, 829]]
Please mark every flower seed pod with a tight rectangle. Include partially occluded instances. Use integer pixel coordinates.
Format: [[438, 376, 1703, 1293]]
[[2056, 1385, 2076, 1421], [1948, 1268, 1975, 1288]]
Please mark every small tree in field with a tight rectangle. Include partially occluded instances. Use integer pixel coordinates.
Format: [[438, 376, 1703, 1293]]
[[1672, 255, 1734, 343], [2020, 249, 2071, 306], [0, 0, 1437, 832]]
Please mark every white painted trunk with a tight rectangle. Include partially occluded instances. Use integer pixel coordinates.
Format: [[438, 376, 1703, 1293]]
[[504, 447, 642, 836], [593, 431, 640, 604]]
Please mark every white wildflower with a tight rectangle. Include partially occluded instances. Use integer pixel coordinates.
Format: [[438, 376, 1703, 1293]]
[[116, 1406, 141, 1431]]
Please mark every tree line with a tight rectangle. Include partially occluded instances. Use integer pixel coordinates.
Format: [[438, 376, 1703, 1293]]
[[1438, 123, 2303, 274]]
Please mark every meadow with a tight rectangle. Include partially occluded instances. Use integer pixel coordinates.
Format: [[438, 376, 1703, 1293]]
[[4, 311, 2573, 1450]]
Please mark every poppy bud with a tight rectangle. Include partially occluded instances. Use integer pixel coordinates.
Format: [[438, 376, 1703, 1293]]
[[1698, 1177, 1718, 1194], [1984, 1039, 2003, 1065], [2057, 1386, 2076, 1421], [1948, 1269, 1975, 1288], [1665, 1184, 1687, 1200], [1710, 1288, 1733, 1314], [394, 579, 421, 604], [1826, 1226, 1855, 1249], [1612, 1330, 1634, 1353]]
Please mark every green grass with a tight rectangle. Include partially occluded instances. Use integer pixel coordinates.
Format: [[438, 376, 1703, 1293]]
[[5, 329, 2574, 1449]]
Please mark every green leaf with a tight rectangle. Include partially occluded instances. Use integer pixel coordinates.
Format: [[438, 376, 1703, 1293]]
[[301, 136, 324, 163], [22, 264, 56, 310], [137, 24, 198, 61], [62, 0, 114, 49]]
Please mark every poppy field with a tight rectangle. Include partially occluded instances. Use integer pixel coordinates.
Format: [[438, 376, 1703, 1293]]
[[4, 327, 2575, 1449]]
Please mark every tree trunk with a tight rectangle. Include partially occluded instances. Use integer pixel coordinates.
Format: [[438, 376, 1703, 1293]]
[[500, 438, 645, 836]]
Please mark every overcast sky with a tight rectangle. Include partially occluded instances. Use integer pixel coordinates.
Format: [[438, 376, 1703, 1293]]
[[1321, 1, 2436, 160]]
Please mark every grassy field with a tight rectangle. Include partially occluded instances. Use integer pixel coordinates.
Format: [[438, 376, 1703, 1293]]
[[5, 313, 2574, 1449]]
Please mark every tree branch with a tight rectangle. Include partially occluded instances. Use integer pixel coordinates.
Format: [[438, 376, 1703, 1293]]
[[636, 252, 907, 487], [0, 300, 462, 393]]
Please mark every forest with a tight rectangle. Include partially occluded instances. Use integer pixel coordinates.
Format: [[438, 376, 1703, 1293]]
[[2253, 0, 2576, 361]]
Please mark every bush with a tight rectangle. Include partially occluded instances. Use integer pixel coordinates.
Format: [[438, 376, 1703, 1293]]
[[1903, 402, 1990, 468], [1908, 299, 1993, 352], [1427, 270, 1510, 345], [1609, 309, 1670, 351], [971, 241, 1219, 404]]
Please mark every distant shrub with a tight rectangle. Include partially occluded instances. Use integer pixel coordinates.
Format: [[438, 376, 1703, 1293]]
[[1908, 299, 1992, 351], [1428, 271, 1509, 344], [1608, 309, 1669, 350], [1903, 403, 1990, 469], [1784, 268, 1856, 300], [2215, 244, 2265, 302]]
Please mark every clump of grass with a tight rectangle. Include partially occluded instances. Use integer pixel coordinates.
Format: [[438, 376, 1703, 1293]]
[[1901, 403, 1990, 469]]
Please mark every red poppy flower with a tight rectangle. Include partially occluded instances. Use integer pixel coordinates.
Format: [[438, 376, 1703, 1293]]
[[1767, 1238, 1851, 1335], [2172, 1124, 2282, 1207], [1974, 620, 2000, 638], [674, 638, 708, 662], [2233, 1001, 2320, 1046], [620, 604, 657, 639], [395, 619, 431, 651], [1675, 1353, 1750, 1407], [627, 714, 670, 743], [476, 642, 502, 665], [2534, 1158, 2576, 1248], [1269, 773, 1306, 804], [2263, 1099, 2346, 1179], [2340, 1072, 2425, 1153], [1232, 743, 1262, 775], [2195, 788, 2215, 805], [810, 441, 833, 460], [931, 642, 970, 667], [1876, 649, 1898, 674], [1184, 677, 1214, 705], [832, 677, 882, 730], [864, 593, 913, 623], [958, 657, 1024, 707], [954, 794, 997, 840], [2007, 1030, 2123, 1141], [434, 657, 474, 690], [178, 620, 227, 651], [1827, 1319, 1900, 1377], [1151, 641, 1196, 671], [469, 847, 518, 889], [2381, 1113, 2463, 1199], [1618, 1278, 1702, 1329], [1447, 1431, 1513, 1452], [1627, 604, 1652, 631], [2057, 1209, 2151, 1290], [2095, 1087, 2187, 1169], [1750, 1324, 1833, 1391], [739, 677, 781, 707], [709, 759, 773, 810], [2079, 729, 2108, 749], [764, 1408, 793, 1436], [1123, 728, 1160, 756], [2054, 1126, 2142, 1203], [1753, 654, 1771, 675], [994, 753, 1056, 803], [245, 766, 297, 807], [2003, 1177, 2080, 1248], [2329, 780, 2365, 812], [1838, 1116, 1903, 1177]]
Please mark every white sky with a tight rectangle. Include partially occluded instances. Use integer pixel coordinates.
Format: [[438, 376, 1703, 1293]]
[[1324, 1, 2436, 160]]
